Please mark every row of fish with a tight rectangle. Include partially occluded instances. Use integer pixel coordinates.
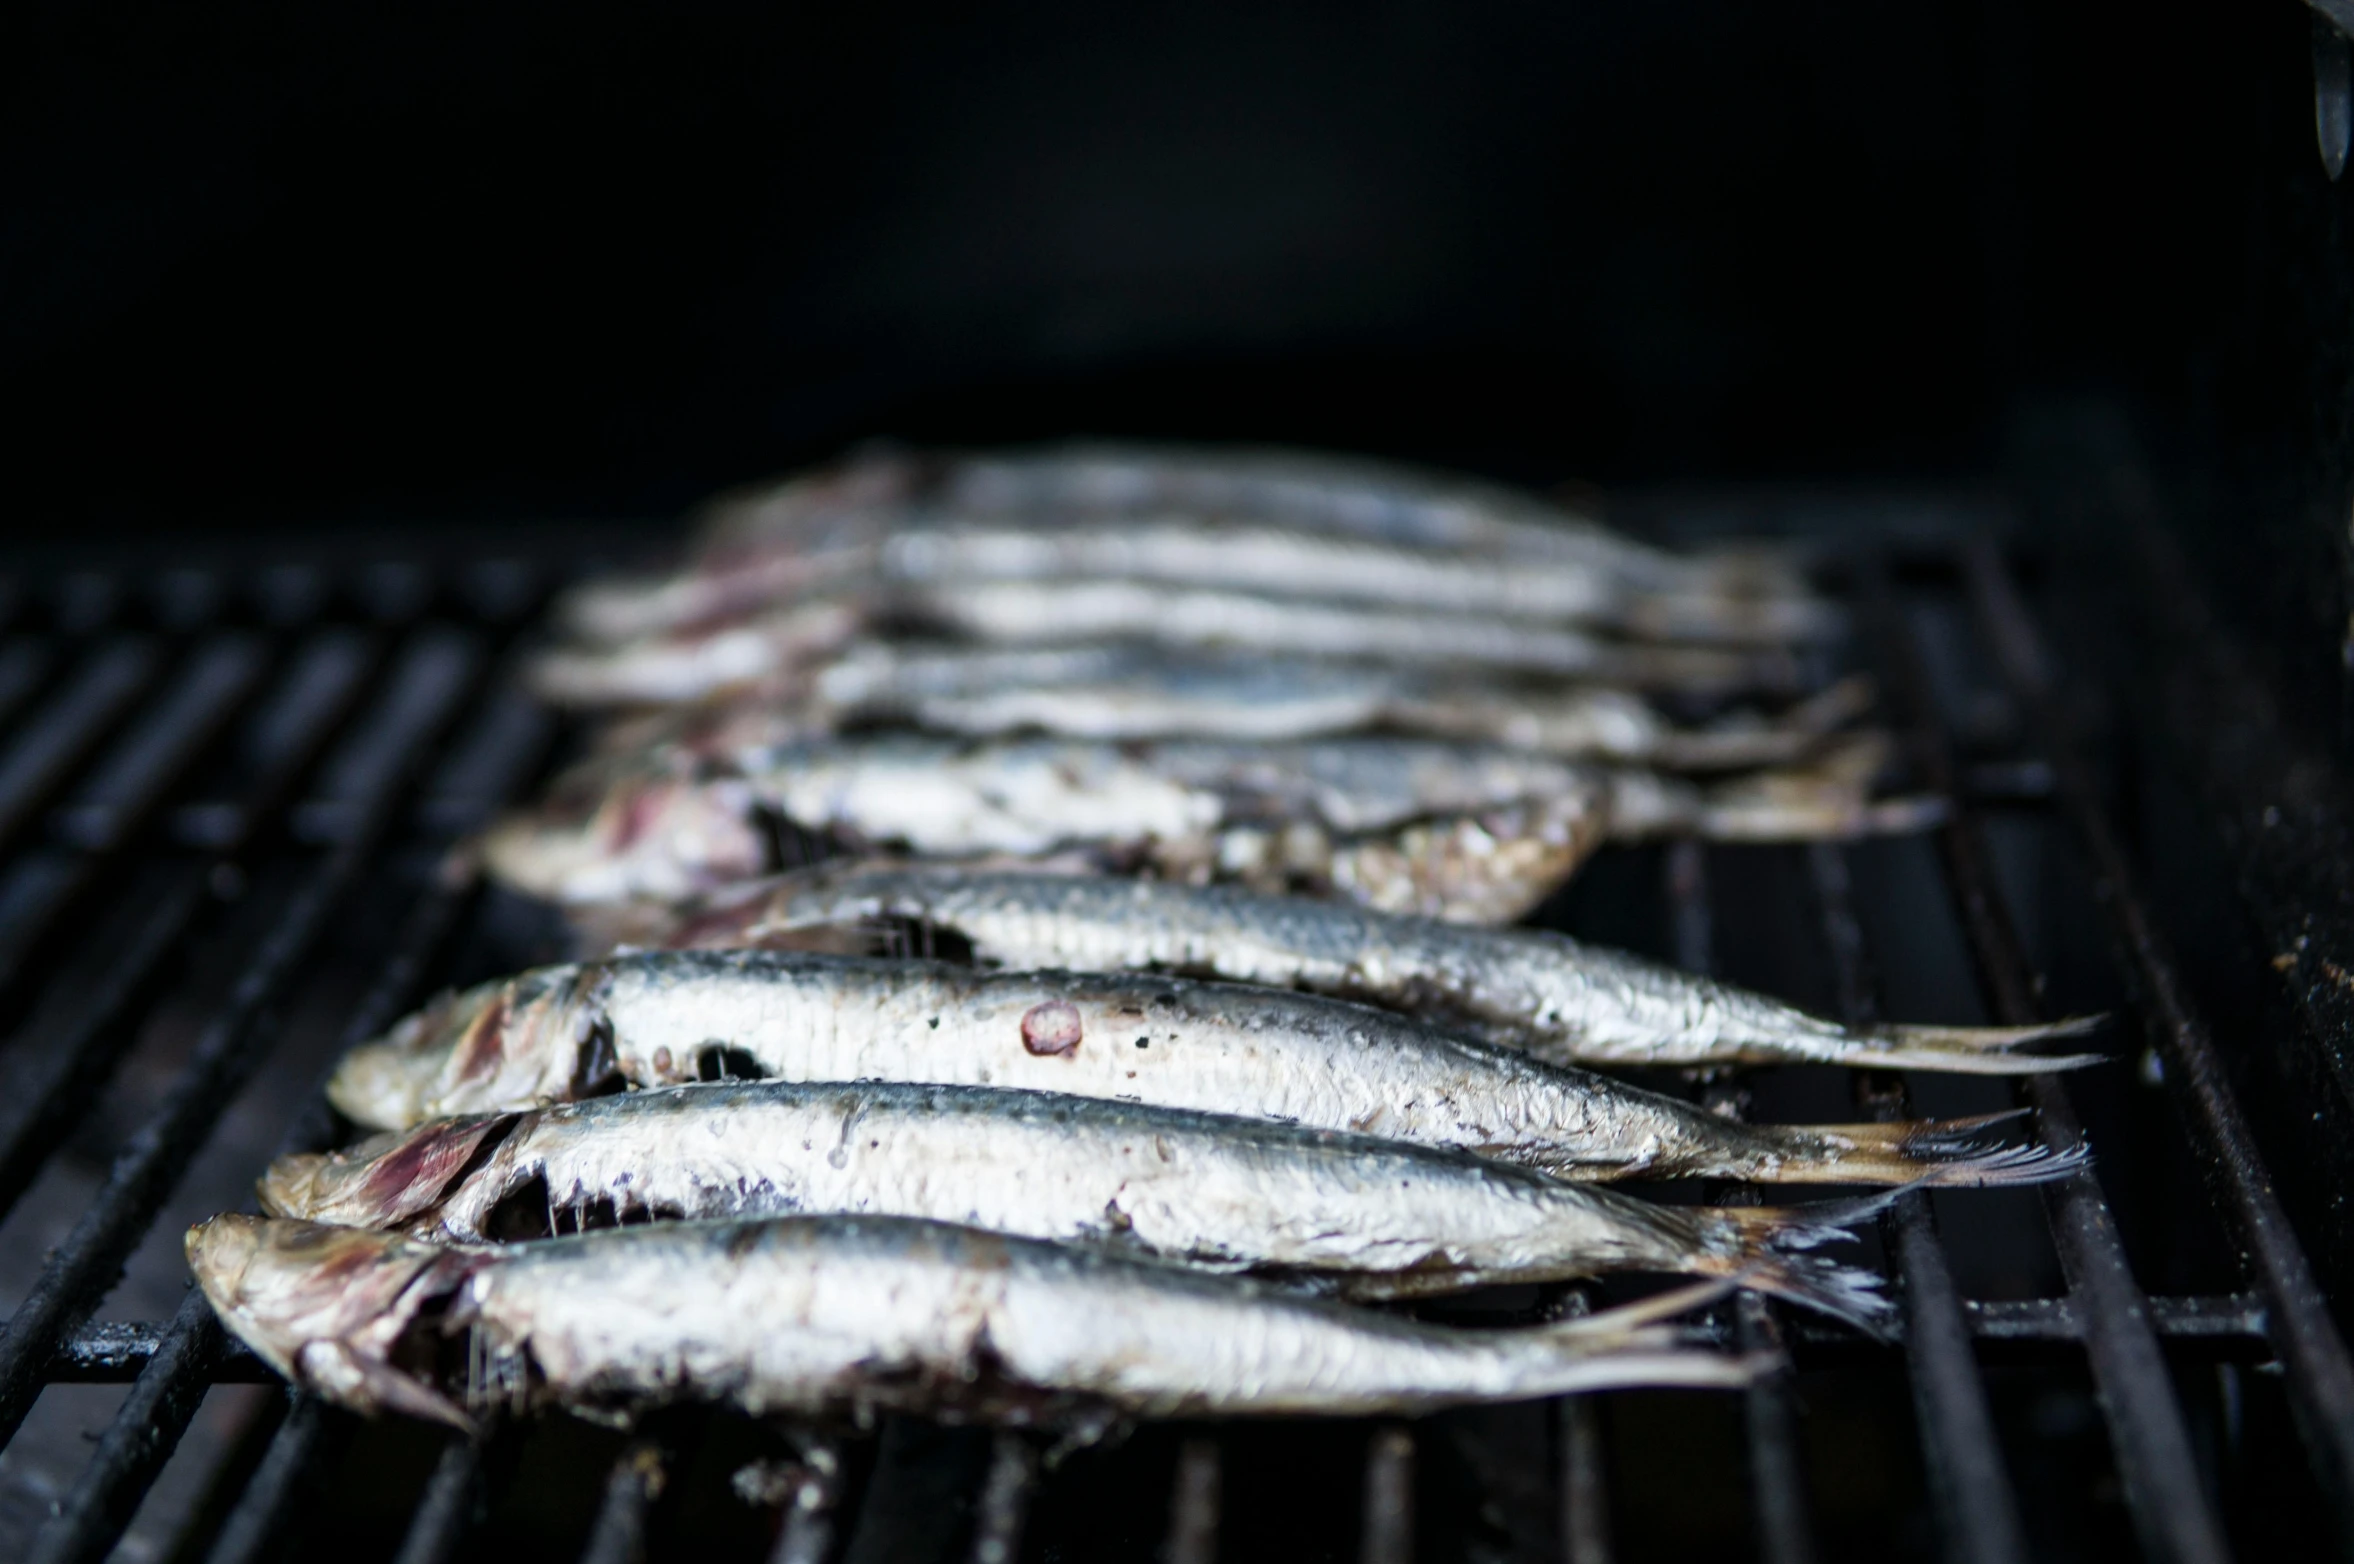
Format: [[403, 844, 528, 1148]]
[[191, 445, 2097, 1438]]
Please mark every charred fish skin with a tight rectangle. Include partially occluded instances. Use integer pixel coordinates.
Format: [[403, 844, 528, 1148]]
[[604, 865, 2102, 1075], [187, 1212, 1760, 1433], [326, 949, 2085, 1191], [263, 1081, 1891, 1329]]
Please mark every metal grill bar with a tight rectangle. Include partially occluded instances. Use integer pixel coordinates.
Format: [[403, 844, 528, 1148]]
[[0, 526, 2333, 1564], [0, 630, 482, 1452], [1361, 1425, 1414, 1564], [1966, 536, 2354, 1536], [0, 641, 158, 850], [388, 1438, 487, 1564], [1557, 1390, 1612, 1564], [0, 626, 379, 1229], [1807, 840, 2034, 1564], [1165, 1437, 1221, 1564], [152, 853, 547, 1564], [1664, 838, 1820, 1564], [200, 1395, 346, 1564], [969, 1432, 1037, 1564], [764, 1443, 846, 1564], [1872, 564, 2234, 1564], [17, 636, 505, 1564], [579, 1441, 666, 1564]]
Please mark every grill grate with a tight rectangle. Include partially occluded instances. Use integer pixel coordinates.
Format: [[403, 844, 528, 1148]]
[[0, 512, 2344, 1564]]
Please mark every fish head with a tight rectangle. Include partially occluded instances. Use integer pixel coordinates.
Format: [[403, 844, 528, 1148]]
[[477, 770, 769, 905], [328, 966, 618, 1131], [187, 1214, 486, 1429], [259, 1114, 516, 1229]]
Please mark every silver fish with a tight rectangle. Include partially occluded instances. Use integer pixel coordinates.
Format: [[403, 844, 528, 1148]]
[[583, 864, 2103, 1075], [588, 648, 1873, 768], [187, 1212, 1761, 1433], [323, 949, 2081, 1191], [563, 443, 1818, 645], [531, 585, 1798, 709], [260, 1080, 1892, 1327], [881, 523, 1840, 644], [930, 443, 1794, 595], [477, 733, 1940, 921]]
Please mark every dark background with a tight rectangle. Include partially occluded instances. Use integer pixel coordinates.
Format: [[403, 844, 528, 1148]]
[[0, 1, 2333, 545]]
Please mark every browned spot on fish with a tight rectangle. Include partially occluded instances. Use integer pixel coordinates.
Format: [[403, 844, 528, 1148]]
[[451, 995, 513, 1084], [1020, 1001, 1082, 1057]]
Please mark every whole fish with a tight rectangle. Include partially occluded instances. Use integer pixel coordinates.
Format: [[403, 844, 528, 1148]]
[[561, 444, 1821, 647], [587, 648, 1874, 767], [261, 1080, 1892, 1327], [530, 585, 1793, 709], [477, 733, 1939, 919], [582, 864, 2104, 1075], [188, 1212, 1760, 1433], [928, 443, 1808, 602], [324, 949, 2081, 1191], [882, 523, 1840, 644]]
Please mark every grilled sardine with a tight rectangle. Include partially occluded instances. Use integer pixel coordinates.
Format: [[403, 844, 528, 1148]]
[[325, 950, 2082, 1189], [478, 733, 1939, 920], [264, 1080, 1891, 1326], [582, 864, 2101, 1074], [188, 1212, 1760, 1433]]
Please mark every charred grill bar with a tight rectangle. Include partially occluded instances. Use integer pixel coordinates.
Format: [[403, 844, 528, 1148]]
[[0, 507, 2342, 1563]]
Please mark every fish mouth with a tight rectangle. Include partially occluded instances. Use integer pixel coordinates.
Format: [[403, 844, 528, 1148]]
[[186, 1214, 487, 1430]]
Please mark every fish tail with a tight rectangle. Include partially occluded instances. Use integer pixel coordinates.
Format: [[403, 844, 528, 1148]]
[[1684, 1197, 1896, 1336], [1733, 1110, 2088, 1187], [1833, 1014, 2107, 1074], [1516, 1280, 1765, 1394]]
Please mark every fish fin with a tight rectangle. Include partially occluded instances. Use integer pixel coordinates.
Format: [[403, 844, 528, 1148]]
[[1693, 1198, 1897, 1338], [260, 1116, 517, 1230], [1830, 1014, 2107, 1074], [1739, 1111, 2088, 1187], [1548, 1276, 1740, 1341], [1652, 676, 1880, 770]]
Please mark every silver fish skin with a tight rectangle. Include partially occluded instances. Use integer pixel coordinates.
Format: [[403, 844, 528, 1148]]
[[595, 649, 1871, 767], [900, 580, 1789, 690], [526, 586, 1790, 709], [933, 443, 1725, 584], [560, 443, 1824, 649], [476, 733, 1937, 919], [187, 1212, 1762, 1433], [589, 865, 2104, 1075], [880, 523, 1839, 645], [324, 950, 2082, 1192], [260, 1080, 1892, 1327]]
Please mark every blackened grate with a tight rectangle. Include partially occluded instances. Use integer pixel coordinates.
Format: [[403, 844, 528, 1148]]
[[0, 501, 2346, 1564]]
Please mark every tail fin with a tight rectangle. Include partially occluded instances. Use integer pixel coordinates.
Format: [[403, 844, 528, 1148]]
[[1682, 1196, 1897, 1337], [1651, 676, 1879, 770], [1515, 1277, 1772, 1395], [1733, 1110, 2088, 1187], [1835, 1014, 2107, 1074], [1692, 733, 1948, 841]]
